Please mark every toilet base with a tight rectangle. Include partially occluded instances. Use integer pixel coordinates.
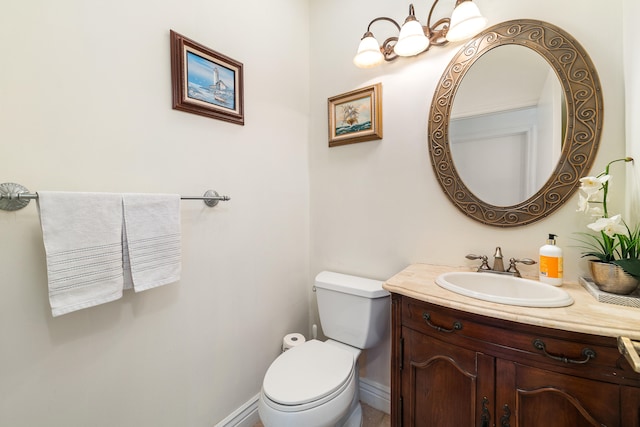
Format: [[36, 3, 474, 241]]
[[335, 371, 362, 427], [337, 399, 362, 427]]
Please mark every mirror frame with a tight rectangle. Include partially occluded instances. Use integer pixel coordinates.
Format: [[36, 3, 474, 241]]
[[429, 19, 603, 227]]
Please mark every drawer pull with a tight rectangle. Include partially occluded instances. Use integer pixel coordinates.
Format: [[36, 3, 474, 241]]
[[423, 312, 463, 333], [532, 339, 596, 364]]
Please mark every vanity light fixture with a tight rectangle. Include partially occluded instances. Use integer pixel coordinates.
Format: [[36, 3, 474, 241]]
[[353, 0, 488, 68]]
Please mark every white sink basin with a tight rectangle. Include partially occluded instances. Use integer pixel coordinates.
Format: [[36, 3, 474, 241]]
[[435, 272, 574, 307]]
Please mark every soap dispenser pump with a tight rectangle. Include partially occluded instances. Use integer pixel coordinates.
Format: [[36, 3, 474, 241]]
[[539, 233, 563, 286]]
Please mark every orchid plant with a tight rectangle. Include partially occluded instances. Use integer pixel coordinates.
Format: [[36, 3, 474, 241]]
[[575, 157, 640, 278]]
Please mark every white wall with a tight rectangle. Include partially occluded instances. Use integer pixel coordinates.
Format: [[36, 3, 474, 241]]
[[0, 1, 309, 426], [624, 0, 640, 223], [309, 0, 625, 391]]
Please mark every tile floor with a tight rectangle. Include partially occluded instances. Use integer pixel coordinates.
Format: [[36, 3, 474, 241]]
[[253, 402, 390, 427]]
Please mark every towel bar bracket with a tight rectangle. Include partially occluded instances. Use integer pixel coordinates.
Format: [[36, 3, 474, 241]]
[[0, 182, 31, 211], [0, 182, 231, 211], [204, 190, 228, 207]]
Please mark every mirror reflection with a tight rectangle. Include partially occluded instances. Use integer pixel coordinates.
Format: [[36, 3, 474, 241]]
[[449, 45, 565, 206]]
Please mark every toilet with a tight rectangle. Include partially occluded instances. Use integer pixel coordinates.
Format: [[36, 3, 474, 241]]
[[258, 271, 390, 427]]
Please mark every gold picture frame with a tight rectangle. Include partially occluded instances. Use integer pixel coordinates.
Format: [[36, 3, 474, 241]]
[[328, 83, 382, 147]]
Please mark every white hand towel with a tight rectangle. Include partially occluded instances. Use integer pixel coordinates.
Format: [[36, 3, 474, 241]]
[[122, 193, 181, 292], [37, 192, 124, 317]]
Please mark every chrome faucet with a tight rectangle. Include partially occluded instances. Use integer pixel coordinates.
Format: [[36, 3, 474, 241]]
[[466, 246, 536, 277]]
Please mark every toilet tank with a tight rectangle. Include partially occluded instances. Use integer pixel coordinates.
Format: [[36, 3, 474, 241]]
[[314, 271, 390, 349]]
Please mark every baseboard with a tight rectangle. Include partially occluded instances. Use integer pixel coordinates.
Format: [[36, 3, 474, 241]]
[[217, 378, 391, 427], [359, 377, 391, 414], [213, 393, 261, 427]]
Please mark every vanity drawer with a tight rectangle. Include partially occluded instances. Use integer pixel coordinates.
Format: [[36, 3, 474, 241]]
[[400, 297, 640, 384]]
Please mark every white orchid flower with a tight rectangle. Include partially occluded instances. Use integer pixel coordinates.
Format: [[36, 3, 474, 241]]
[[577, 190, 603, 215], [579, 175, 610, 197], [586, 214, 627, 237], [587, 206, 604, 218], [577, 192, 589, 212]]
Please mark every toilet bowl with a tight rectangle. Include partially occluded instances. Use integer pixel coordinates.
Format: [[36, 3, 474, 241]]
[[258, 271, 390, 427], [259, 340, 361, 427]]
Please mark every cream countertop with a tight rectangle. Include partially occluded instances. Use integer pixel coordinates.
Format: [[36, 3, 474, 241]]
[[383, 263, 640, 341]]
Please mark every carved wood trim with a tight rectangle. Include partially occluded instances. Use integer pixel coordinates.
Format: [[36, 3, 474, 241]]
[[518, 387, 603, 426]]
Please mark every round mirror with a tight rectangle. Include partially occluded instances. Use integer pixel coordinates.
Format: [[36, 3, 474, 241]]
[[429, 19, 602, 227]]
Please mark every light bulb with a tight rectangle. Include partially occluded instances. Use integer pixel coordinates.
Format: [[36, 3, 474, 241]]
[[394, 19, 430, 57], [446, 0, 488, 42], [353, 33, 384, 68]]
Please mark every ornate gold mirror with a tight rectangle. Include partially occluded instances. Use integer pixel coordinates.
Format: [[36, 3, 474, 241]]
[[429, 19, 603, 227]]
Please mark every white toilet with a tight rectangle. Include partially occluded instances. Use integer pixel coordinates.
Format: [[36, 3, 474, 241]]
[[258, 271, 390, 427]]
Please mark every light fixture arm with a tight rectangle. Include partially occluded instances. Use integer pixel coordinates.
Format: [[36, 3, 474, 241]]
[[362, 16, 402, 62], [366, 16, 402, 33], [425, 0, 452, 45]]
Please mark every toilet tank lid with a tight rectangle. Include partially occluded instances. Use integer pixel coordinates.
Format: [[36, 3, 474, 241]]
[[315, 271, 390, 298]]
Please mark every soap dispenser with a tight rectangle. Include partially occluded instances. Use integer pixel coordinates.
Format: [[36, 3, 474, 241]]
[[539, 234, 563, 286]]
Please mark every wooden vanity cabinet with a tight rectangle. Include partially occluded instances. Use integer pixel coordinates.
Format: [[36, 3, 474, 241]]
[[390, 294, 640, 427]]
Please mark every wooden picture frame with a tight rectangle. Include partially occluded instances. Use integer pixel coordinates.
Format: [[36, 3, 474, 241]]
[[328, 83, 382, 147], [170, 30, 244, 125]]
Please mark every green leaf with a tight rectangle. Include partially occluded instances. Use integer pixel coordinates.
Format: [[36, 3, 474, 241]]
[[580, 252, 609, 262], [613, 259, 640, 279]]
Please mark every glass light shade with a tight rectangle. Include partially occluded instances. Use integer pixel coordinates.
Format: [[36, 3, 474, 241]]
[[446, 1, 488, 42], [353, 34, 385, 68], [394, 19, 430, 57]]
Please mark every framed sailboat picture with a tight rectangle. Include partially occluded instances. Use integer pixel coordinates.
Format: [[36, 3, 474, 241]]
[[328, 84, 382, 147], [170, 30, 244, 125]]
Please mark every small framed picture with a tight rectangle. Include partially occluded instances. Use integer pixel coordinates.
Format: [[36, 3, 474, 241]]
[[170, 30, 244, 125], [328, 83, 382, 147]]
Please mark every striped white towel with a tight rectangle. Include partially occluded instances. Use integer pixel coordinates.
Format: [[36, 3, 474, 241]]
[[122, 194, 181, 292], [37, 192, 124, 317]]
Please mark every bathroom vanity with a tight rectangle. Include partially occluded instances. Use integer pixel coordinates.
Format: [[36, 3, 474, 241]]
[[383, 264, 640, 427]]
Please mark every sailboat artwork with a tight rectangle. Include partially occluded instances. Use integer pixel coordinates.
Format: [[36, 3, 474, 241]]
[[186, 51, 236, 110], [327, 83, 382, 147], [335, 96, 372, 136]]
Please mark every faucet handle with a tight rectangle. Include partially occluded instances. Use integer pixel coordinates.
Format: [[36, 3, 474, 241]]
[[514, 258, 536, 265], [506, 258, 537, 277], [466, 254, 491, 271]]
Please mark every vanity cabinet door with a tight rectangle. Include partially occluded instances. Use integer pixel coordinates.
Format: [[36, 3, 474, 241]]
[[622, 386, 640, 427], [497, 359, 621, 426], [402, 327, 494, 427]]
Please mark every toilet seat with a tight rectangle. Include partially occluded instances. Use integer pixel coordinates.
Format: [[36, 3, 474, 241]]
[[262, 340, 355, 409]]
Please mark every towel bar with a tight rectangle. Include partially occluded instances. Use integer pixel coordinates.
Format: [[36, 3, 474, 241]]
[[0, 182, 230, 211], [619, 336, 640, 373]]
